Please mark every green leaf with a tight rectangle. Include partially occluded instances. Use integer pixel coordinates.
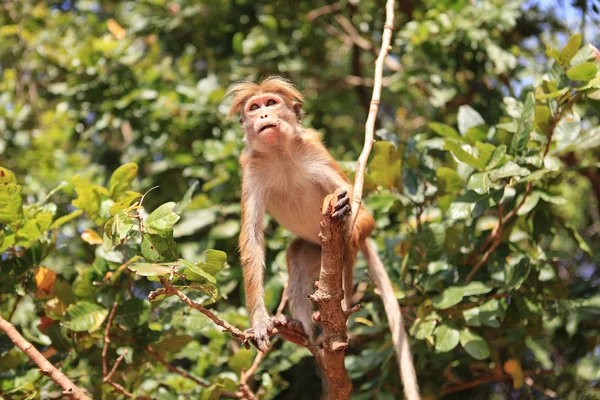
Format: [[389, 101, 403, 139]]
[[510, 92, 535, 156], [174, 181, 199, 214], [63, 302, 108, 332], [181, 259, 217, 283], [444, 140, 486, 170], [457, 105, 485, 135], [577, 356, 600, 381], [369, 141, 402, 189], [468, 172, 490, 195], [49, 209, 83, 230], [485, 145, 507, 170], [434, 324, 460, 352], [525, 337, 553, 369], [409, 318, 437, 340], [228, 348, 255, 375], [429, 122, 461, 139], [488, 161, 530, 181], [505, 258, 531, 290], [71, 175, 109, 226], [110, 191, 141, 216], [463, 298, 505, 328], [0, 167, 23, 225], [209, 220, 240, 239], [129, 262, 174, 277], [103, 212, 135, 251], [565, 224, 592, 256], [153, 335, 193, 357], [196, 249, 227, 275], [461, 281, 494, 296], [460, 328, 490, 360], [545, 44, 560, 62], [116, 299, 151, 328], [566, 62, 598, 81], [146, 202, 180, 236], [433, 287, 464, 309], [142, 232, 178, 262], [559, 34, 582, 65], [108, 163, 138, 201], [436, 167, 463, 194]]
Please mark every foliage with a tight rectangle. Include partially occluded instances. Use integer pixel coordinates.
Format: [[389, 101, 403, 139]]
[[1, 1, 600, 399]]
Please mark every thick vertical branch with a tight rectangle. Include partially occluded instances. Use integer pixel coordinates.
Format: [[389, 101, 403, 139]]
[[309, 190, 353, 400], [0, 316, 91, 400], [351, 0, 396, 220]]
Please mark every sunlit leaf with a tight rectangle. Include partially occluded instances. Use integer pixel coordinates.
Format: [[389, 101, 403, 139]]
[[559, 34, 582, 65], [566, 62, 598, 81], [510, 92, 535, 156], [434, 324, 460, 352], [63, 302, 108, 332]]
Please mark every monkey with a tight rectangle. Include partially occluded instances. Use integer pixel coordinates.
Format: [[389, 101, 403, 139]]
[[228, 76, 419, 400]]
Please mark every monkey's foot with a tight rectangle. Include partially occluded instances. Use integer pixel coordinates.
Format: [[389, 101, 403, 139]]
[[272, 315, 308, 346], [332, 189, 351, 220], [272, 314, 303, 331], [244, 319, 273, 353]]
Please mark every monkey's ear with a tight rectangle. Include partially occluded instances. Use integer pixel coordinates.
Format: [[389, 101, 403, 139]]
[[238, 116, 244, 124], [293, 102, 303, 122]]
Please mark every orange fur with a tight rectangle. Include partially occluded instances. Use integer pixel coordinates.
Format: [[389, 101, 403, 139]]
[[230, 80, 418, 400]]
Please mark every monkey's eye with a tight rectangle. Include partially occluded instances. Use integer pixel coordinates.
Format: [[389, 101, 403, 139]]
[[250, 104, 259, 111], [266, 99, 277, 107]]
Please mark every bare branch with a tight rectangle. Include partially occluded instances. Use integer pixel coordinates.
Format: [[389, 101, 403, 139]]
[[306, 2, 342, 21], [307, 189, 355, 399], [351, 0, 397, 220], [0, 316, 91, 400], [102, 302, 118, 377]]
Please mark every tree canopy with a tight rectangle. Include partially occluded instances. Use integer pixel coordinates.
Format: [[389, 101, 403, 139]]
[[1, 1, 600, 399]]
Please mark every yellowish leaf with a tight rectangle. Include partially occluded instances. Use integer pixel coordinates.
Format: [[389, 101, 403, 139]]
[[34, 267, 56, 294], [107, 18, 126, 40], [354, 317, 374, 327], [81, 228, 103, 245], [503, 359, 524, 388]]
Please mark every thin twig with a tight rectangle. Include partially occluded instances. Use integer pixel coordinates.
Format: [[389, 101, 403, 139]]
[[306, 2, 342, 21], [157, 277, 249, 341], [0, 316, 91, 400], [7, 295, 22, 322], [525, 376, 557, 398], [102, 302, 118, 377], [104, 380, 133, 398], [156, 277, 309, 351], [103, 350, 127, 383], [350, 0, 397, 221], [334, 15, 403, 72]]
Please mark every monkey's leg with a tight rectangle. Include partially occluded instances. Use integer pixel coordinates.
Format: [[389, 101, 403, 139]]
[[286, 238, 321, 339]]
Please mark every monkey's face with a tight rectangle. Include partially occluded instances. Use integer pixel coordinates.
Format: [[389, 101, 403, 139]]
[[241, 93, 300, 148]]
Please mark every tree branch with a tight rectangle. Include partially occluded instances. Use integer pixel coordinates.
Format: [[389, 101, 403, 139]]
[[0, 316, 91, 400], [351, 0, 396, 220], [308, 190, 354, 399]]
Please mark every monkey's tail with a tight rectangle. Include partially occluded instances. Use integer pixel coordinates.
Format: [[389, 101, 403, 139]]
[[360, 239, 420, 400]]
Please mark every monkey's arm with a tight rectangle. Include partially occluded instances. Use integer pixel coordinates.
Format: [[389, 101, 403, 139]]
[[239, 174, 272, 351]]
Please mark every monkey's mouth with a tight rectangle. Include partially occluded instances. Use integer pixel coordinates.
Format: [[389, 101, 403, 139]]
[[258, 124, 277, 134]]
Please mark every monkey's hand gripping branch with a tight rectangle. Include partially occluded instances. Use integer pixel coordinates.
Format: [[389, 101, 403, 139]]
[[154, 276, 309, 351]]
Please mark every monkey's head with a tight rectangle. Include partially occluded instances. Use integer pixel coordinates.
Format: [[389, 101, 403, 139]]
[[227, 76, 304, 150]]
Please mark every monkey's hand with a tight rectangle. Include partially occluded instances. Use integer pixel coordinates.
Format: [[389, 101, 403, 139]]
[[332, 189, 351, 220], [245, 317, 273, 352]]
